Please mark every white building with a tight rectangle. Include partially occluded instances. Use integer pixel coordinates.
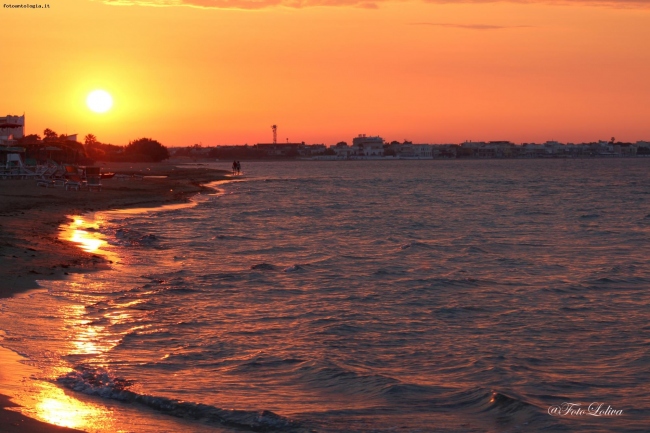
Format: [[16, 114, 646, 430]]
[[398, 144, 432, 158], [330, 142, 354, 159], [0, 114, 25, 143], [352, 134, 384, 157]]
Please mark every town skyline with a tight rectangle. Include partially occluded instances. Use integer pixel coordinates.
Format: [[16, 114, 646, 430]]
[[2, 113, 650, 150]]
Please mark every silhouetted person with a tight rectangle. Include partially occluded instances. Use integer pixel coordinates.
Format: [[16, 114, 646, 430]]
[[232, 160, 237, 175], [236, 161, 241, 175]]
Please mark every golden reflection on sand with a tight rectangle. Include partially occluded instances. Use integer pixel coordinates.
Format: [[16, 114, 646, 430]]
[[67, 216, 106, 253], [1, 348, 115, 431], [35, 388, 104, 430], [61, 215, 119, 264], [30, 378, 116, 431]]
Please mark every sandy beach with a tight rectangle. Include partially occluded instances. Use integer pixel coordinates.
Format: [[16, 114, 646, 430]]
[[0, 161, 227, 433]]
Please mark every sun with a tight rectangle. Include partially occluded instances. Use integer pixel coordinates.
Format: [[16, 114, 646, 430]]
[[86, 90, 113, 113]]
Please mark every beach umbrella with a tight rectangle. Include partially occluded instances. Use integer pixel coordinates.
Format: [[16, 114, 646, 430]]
[[43, 146, 62, 161]]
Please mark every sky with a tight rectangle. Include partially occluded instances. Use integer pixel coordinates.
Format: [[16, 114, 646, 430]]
[[1, 0, 649, 146]]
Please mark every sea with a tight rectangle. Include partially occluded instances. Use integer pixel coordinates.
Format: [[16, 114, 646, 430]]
[[1, 159, 649, 433]]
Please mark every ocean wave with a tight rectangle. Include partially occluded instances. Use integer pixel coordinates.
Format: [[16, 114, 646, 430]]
[[198, 272, 244, 281], [464, 246, 489, 254], [412, 277, 488, 288], [290, 360, 540, 422], [294, 361, 400, 398], [112, 229, 161, 247], [435, 305, 488, 319], [251, 263, 277, 271], [399, 241, 434, 250], [373, 267, 408, 276], [57, 366, 305, 432], [283, 264, 306, 272], [440, 387, 540, 419], [480, 391, 536, 415], [586, 276, 650, 286], [233, 355, 306, 372], [210, 233, 257, 241], [141, 270, 188, 283]]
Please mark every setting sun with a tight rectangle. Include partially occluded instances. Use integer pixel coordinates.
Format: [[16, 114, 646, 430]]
[[86, 90, 113, 114]]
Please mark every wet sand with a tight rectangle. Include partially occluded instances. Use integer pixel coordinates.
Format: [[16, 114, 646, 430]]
[[0, 160, 227, 432], [0, 393, 84, 433]]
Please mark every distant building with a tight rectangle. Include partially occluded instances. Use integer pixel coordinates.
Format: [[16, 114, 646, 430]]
[[0, 114, 25, 143], [298, 144, 327, 157], [396, 143, 432, 159], [352, 134, 384, 156], [330, 142, 353, 159], [255, 142, 304, 157], [637, 141, 650, 156]]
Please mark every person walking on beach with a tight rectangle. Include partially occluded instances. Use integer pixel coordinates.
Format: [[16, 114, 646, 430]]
[[232, 160, 237, 175], [236, 161, 241, 175]]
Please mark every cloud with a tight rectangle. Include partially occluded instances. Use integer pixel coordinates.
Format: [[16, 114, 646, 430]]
[[411, 22, 532, 30], [101, 0, 650, 8]]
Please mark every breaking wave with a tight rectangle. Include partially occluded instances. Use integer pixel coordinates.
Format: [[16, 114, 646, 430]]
[[57, 366, 305, 432]]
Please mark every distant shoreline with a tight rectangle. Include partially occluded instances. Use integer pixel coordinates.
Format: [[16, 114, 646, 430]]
[[176, 155, 650, 162]]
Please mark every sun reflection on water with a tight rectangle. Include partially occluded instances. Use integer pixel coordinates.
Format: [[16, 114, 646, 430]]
[[62, 304, 124, 359]]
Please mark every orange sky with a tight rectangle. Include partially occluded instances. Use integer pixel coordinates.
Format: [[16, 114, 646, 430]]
[[2, 0, 649, 146]]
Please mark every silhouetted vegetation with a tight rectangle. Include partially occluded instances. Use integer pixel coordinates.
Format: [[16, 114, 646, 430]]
[[13, 129, 170, 163], [84, 137, 170, 162], [84, 141, 124, 162], [14, 129, 91, 165], [125, 138, 170, 162]]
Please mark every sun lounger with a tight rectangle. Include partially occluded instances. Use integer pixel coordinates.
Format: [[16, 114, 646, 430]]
[[63, 165, 84, 191], [84, 166, 102, 191], [65, 181, 81, 191]]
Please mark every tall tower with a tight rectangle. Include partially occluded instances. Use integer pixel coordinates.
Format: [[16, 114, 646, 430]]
[[272, 125, 277, 144]]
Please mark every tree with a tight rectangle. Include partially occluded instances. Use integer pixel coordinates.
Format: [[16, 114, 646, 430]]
[[125, 138, 170, 162], [17, 134, 41, 144], [43, 128, 58, 141], [85, 134, 97, 146]]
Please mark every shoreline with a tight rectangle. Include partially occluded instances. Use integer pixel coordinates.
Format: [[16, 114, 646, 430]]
[[0, 160, 228, 433]]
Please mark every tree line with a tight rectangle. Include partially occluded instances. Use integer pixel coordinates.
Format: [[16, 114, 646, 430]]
[[14, 130, 170, 164]]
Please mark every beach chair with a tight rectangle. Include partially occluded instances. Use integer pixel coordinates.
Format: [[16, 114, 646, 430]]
[[37, 161, 60, 179], [63, 165, 84, 191], [35, 161, 64, 187], [36, 175, 54, 187], [85, 166, 102, 191]]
